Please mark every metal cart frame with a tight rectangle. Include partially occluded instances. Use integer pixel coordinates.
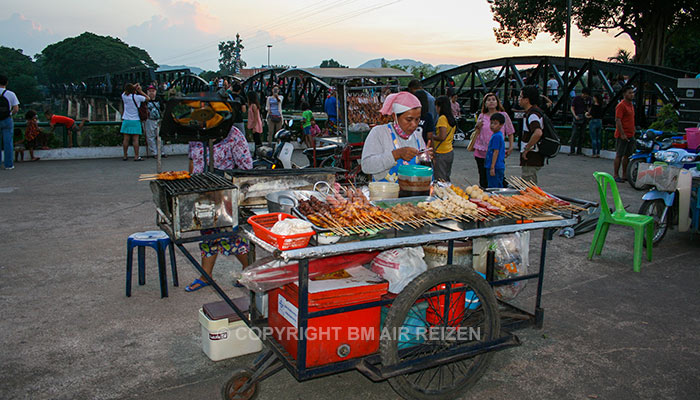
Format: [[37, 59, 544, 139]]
[[165, 216, 576, 399]]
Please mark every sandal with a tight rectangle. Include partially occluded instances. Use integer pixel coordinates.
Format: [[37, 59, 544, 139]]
[[134, 157, 144, 161], [122, 157, 128, 161], [185, 278, 210, 292]]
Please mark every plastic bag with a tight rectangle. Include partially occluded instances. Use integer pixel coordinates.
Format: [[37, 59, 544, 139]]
[[636, 163, 681, 191], [371, 247, 428, 294], [472, 232, 529, 301], [239, 251, 379, 293], [348, 122, 370, 133]]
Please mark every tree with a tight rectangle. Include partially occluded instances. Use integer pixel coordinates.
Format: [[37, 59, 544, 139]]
[[218, 34, 246, 75], [0, 46, 42, 104], [664, 24, 700, 73], [608, 49, 633, 64], [487, 0, 699, 65], [199, 70, 218, 82], [319, 59, 347, 68], [35, 32, 157, 83]]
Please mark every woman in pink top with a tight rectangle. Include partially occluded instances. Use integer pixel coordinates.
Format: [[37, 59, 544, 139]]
[[247, 91, 263, 152], [471, 93, 514, 188]]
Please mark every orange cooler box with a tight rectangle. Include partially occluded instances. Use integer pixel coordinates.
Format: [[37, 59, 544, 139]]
[[268, 266, 388, 367]]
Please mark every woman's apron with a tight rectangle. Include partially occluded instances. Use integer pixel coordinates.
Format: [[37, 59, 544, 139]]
[[376, 124, 421, 182]]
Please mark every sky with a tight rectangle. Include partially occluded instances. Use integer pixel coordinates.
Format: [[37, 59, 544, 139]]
[[0, 0, 635, 71]]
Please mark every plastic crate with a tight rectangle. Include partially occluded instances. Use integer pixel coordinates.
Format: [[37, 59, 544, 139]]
[[247, 213, 314, 250]]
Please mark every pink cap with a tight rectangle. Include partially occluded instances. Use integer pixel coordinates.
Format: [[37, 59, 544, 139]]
[[380, 91, 421, 115]]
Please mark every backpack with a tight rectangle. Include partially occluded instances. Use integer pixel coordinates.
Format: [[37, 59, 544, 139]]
[[133, 95, 149, 121], [526, 107, 560, 158], [0, 90, 11, 120]]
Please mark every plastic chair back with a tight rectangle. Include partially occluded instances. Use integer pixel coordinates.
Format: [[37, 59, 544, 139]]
[[593, 172, 626, 218]]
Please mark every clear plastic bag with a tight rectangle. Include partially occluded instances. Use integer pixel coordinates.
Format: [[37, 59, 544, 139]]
[[472, 232, 530, 301]]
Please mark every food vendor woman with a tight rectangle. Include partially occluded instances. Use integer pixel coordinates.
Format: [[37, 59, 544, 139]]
[[361, 91, 430, 182]]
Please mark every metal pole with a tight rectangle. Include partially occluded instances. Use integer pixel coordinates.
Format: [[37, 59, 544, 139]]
[[564, 0, 572, 116], [267, 45, 272, 68]]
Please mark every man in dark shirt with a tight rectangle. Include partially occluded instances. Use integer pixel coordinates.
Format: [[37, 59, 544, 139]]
[[324, 88, 338, 133], [569, 87, 591, 155], [519, 86, 546, 184], [227, 81, 247, 135]]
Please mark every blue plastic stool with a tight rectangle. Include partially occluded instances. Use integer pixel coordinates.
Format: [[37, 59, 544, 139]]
[[126, 231, 178, 298]]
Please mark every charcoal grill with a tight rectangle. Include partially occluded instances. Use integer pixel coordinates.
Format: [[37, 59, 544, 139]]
[[150, 173, 239, 239]]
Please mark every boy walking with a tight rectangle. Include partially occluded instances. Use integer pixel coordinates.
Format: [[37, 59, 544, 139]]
[[485, 113, 506, 188]]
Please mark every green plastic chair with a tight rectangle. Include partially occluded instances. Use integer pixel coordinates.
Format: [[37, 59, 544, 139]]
[[588, 172, 654, 272]]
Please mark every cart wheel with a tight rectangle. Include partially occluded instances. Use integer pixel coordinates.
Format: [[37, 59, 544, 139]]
[[380, 265, 500, 400], [221, 368, 258, 400]]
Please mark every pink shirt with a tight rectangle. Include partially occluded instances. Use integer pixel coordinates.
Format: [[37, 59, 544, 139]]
[[473, 112, 514, 159], [188, 126, 253, 173], [247, 104, 263, 134]]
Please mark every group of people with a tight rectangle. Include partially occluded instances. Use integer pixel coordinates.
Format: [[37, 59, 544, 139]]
[[119, 82, 165, 161], [361, 81, 528, 188]]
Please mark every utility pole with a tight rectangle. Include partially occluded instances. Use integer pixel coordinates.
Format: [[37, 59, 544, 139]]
[[563, 0, 572, 118], [267, 45, 272, 68]]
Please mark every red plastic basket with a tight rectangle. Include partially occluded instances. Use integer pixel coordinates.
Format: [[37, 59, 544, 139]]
[[247, 213, 314, 250]]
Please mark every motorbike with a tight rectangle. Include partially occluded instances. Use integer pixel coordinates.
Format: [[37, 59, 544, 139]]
[[638, 148, 700, 246], [627, 129, 673, 190], [253, 121, 297, 169]]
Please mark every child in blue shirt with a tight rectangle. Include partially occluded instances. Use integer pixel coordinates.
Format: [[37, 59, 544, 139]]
[[485, 113, 506, 188]]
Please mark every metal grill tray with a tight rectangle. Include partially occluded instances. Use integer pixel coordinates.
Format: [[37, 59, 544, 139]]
[[153, 172, 236, 195]]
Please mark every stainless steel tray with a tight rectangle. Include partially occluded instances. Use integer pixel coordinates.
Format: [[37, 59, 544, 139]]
[[370, 196, 436, 208]]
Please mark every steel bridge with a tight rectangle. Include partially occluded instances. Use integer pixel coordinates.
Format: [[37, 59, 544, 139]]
[[421, 56, 696, 127]]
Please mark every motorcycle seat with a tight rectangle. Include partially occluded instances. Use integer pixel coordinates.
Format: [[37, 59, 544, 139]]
[[303, 144, 341, 157]]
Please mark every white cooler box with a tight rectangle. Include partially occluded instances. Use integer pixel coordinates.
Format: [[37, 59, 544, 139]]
[[199, 299, 262, 361]]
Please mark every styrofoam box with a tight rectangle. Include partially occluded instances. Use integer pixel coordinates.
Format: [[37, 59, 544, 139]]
[[255, 293, 268, 318], [198, 308, 262, 361]]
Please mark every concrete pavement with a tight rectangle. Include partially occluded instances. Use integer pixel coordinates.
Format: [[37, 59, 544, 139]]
[[1, 151, 698, 400]]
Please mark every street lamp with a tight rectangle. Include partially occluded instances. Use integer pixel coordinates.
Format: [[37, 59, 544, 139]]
[[267, 45, 272, 68], [563, 0, 572, 116]]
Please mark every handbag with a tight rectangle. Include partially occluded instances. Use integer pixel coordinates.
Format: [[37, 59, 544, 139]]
[[133, 95, 148, 121], [269, 115, 282, 123]]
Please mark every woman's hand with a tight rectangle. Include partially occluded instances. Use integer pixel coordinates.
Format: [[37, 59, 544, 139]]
[[490, 167, 496, 177], [392, 147, 419, 161]]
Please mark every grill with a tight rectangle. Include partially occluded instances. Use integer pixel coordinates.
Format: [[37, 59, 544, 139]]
[[153, 173, 235, 196], [150, 172, 239, 239]]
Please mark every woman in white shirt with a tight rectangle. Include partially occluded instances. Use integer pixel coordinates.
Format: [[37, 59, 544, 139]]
[[265, 85, 284, 145], [120, 83, 148, 161]]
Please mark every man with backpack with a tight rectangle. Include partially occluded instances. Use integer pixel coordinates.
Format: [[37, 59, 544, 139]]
[[519, 85, 550, 184], [0, 75, 20, 170]]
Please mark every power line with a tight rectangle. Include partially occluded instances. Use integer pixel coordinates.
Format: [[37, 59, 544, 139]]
[[192, 0, 404, 66], [158, 0, 357, 64]]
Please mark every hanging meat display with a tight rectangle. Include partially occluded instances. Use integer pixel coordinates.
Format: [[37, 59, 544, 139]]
[[347, 93, 392, 126]]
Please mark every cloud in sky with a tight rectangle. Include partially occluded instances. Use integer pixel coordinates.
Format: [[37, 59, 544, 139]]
[[0, 13, 61, 57], [2, 0, 636, 71]]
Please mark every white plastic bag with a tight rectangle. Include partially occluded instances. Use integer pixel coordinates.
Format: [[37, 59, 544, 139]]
[[371, 247, 428, 294]]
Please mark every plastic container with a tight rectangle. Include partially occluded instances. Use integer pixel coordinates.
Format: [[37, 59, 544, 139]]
[[248, 213, 314, 250], [380, 301, 428, 349], [199, 305, 263, 361], [368, 182, 400, 201], [685, 128, 700, 151], [267, 266, 388, 367], [397, 165, 433, 197]]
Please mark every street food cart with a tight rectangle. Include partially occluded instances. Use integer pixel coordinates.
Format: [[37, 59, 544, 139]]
[[147, 165, 584, 399]]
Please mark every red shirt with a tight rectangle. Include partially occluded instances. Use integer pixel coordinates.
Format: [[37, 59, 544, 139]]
[[614, 100, 635, 139], [50, 115, 75, 129]]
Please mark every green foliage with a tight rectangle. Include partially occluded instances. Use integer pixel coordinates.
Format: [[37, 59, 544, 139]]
[[0, 46, 42, 103], [199, 70, 218, 82], [320, 59, 347, 68], [35, 32, 157, 83], [664, 23, 700, 73], [648, 103, 678, 131], [218, 34, 246, 75], [488, 0, 698, 65], [608, 49, 633, 64]]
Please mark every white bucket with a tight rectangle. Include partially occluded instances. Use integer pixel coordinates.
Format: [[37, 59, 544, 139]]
[[369, 182, 400, 201], [198, 309, 262, 361]]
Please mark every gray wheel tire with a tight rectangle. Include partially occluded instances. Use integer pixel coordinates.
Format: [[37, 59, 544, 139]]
[[380, 265, 500, 400], [221, 368, 258, 400], [639, 199, 668, 247]]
